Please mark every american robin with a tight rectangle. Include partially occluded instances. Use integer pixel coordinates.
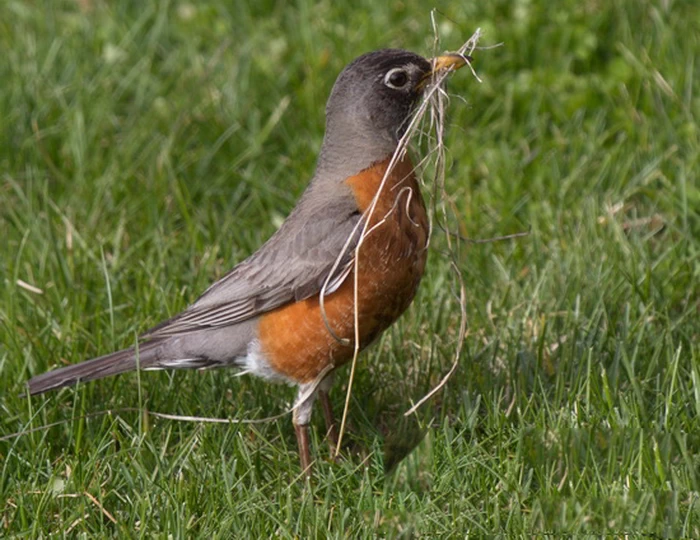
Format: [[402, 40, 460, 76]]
[[26, 49, 469, 473]]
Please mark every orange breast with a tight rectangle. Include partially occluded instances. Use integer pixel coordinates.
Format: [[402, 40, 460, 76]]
[[257, 154, 429, 383]]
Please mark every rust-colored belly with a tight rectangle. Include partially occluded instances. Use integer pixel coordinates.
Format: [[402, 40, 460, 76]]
[[257, 155, 428, 383]]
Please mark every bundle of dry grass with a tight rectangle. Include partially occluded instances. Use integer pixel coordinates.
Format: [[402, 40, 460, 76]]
[[329, 27, 484, 453]]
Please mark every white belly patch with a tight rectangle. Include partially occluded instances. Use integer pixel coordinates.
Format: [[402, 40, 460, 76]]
[[242, 339, 297, 385]]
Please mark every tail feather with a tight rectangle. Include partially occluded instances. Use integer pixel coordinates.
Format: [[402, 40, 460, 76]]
[[26, 323, 255, 397], [27, 341, 162, 396]]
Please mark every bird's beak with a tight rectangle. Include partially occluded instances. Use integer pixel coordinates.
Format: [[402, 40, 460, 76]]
[[431, 53, 471, 73], [419, 53, 471, 88]]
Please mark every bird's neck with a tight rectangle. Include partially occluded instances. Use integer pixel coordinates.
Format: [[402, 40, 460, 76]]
[[315, 119, 398, 184]]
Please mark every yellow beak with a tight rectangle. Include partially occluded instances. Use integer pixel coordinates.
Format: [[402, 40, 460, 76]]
[[431, 53, 471, 73], [418, 53, 471, 89]]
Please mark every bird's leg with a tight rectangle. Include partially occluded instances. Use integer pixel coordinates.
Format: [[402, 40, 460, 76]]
[[319, 389, 339, 457], [294, 422, 312, 476], [318, 373, 340, 458], [293, 384, 317, 477]]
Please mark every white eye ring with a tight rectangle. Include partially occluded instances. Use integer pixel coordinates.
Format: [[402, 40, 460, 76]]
[[384, 67, 410, 89]]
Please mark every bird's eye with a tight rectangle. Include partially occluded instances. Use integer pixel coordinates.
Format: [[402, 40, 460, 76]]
[[384, 68, 409, 89]]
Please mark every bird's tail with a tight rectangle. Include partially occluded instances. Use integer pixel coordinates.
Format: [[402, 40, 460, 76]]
[[26, 341, 162, 396]]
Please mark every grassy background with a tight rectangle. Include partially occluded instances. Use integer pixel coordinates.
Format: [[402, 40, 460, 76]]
[[2, 0, 699, 536]]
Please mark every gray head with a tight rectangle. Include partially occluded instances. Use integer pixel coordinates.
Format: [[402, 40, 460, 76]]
[[327, 50, 431, 144], [311, 48, 468, 186], [316, 50, 430, 177]]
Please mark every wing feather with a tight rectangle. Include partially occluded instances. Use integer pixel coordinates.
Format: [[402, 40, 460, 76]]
[[143, 192, 361, 338]]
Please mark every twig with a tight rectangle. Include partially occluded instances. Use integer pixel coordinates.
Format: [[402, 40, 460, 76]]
[[440, 226, 531, 244], [332, 28, 483, 454], [83, 491, 118, 525], [0, 406, 290, 443], [404, 260, 467, 416]]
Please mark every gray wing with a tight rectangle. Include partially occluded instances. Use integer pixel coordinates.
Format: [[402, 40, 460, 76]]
[[143, 188, 361, 338]]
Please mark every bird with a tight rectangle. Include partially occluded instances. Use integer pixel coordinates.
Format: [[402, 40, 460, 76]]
[[26, 48, 469, 473]]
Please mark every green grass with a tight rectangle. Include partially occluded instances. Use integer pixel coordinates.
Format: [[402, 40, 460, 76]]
[[2, 0, 699, 536]]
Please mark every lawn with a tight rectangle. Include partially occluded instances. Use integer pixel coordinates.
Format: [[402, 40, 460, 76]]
[[2, 0, 699, 536]]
